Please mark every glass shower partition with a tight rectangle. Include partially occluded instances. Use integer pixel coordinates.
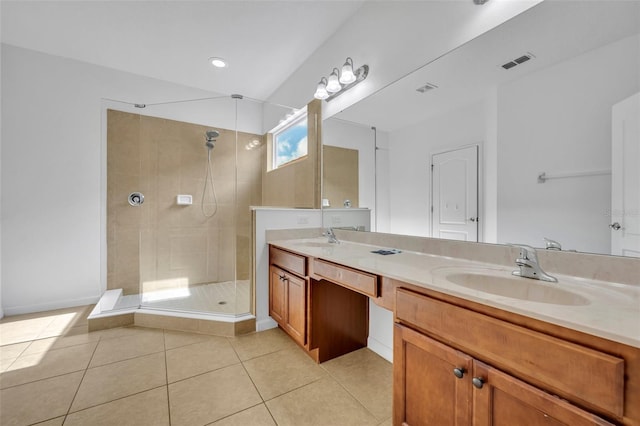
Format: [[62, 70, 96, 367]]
[[103, 94, 295, 319], [136, 96, 235, 316]]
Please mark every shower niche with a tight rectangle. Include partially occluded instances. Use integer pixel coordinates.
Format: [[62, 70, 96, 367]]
[[105, 104, 265, 319]]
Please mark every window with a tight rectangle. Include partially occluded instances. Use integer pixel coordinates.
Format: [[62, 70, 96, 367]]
[[272, 112, 308, 169]]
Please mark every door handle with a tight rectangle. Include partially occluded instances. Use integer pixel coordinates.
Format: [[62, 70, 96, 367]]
[[468, 217, 478, 222]]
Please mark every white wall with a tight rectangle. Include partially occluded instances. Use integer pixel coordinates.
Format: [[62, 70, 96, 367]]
[[368, 301, 393, 362], [1, 45, 263, 315], [388, 101, 489, 238], [497, 35, 640, 253]]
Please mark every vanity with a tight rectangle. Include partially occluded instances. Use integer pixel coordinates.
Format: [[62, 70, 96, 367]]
[[268, 235, 639, 426]]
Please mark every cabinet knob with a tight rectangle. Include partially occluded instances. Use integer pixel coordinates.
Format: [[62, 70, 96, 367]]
[[279, 274, 286, 281], [453, 368, 465, 379], [472, 377, 485, 389]]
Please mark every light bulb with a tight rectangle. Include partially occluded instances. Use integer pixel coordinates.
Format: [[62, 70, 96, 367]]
[[326, 68, 342, 93], [209, 57, 227, 68], [314, 78, 329, 100], [339, 58, 356, 84]]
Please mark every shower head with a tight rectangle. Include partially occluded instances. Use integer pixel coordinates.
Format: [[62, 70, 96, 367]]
[[205, 130, 220, 150]]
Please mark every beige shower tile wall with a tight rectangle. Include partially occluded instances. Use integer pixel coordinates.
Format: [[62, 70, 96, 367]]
[[323, 145, 359, 208], [107, 110, 263, 295]]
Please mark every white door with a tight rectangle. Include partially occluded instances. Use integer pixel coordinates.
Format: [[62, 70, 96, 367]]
[[611, 93, 640, 257], [431, 145, 478, 241]]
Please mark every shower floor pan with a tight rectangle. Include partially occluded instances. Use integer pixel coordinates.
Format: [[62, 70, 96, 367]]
[[88, 280, 255, 336]]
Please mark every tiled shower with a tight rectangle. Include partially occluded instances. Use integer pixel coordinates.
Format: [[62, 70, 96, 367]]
[[105, 107, 264, 316]]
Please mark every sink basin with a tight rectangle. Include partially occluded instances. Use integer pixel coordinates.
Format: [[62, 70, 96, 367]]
[[444, 272, 590, 306], [292, 241, 336, 248]]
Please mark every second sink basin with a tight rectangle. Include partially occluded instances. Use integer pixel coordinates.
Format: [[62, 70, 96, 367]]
[[443, 271, 590, 306]]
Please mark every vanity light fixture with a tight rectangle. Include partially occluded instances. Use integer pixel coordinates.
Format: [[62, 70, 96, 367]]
[[340, 57, 357, 84], [245, 138, 262, 151], [326, 68, 342, 93], [314, 77, 329, 100], [209, 57, 227, 68], [313, 57, 369, 101]]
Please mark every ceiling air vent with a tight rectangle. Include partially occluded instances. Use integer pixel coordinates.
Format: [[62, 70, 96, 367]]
[[416, 83, 438, 93], [501, 52, 535, 70]]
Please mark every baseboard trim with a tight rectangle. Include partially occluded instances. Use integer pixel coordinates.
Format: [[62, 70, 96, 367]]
[[256, 317, 278, 332], [3, 296, 101, 317], [368, 336, 393, 363]]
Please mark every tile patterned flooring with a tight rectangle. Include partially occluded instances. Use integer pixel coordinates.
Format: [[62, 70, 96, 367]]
[[0, 305, 393, 426]]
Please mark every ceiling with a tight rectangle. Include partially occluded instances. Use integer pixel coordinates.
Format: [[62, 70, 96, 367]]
[[0, 0, 364, 101], [1, 0, 543, 109]]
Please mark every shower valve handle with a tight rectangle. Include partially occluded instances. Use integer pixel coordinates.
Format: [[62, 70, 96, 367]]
[[128, 192, 144, 206]]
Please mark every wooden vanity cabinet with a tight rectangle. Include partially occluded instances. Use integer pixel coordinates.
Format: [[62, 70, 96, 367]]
[[269, 245, 371, 363], [394, 324, 614, 426], [269, 264, 306, 346], [394, 288, 623, 426], [394, 324, 473, 426], [269, 247, 308, 346], [472, 359, 613, 426]]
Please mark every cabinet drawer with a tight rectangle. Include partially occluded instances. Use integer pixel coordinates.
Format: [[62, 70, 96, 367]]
[[395, 288, 624, 418], [270, 246, 307, 276], [313, 259, 378, 297]]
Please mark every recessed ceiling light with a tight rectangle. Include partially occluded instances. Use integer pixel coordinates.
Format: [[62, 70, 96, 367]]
[[209, 57, 227, 68]]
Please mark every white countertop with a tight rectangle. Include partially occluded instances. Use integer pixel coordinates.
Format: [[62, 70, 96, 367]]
[[269, 237, 640, 349]]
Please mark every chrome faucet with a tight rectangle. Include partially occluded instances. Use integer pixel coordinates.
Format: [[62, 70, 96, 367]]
[[512, 245, 557, 282], [325, 228, 340, 244], [544, 237, 562, 251]]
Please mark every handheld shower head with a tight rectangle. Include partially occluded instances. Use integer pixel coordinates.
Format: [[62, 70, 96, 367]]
[[205, 130, 220, 150]]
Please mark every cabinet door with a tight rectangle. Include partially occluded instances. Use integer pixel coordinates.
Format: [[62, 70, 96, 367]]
[[285, 272, 307, 346], [472, 360, 614, 426], [269, 266, 286, 325], [394, 324, 473, 426]]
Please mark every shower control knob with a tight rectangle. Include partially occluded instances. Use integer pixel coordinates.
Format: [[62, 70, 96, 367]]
[[128, 192, 144, 206]]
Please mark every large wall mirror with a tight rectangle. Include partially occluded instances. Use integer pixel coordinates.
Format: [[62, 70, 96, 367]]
[[322, 0, 640, 257]]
